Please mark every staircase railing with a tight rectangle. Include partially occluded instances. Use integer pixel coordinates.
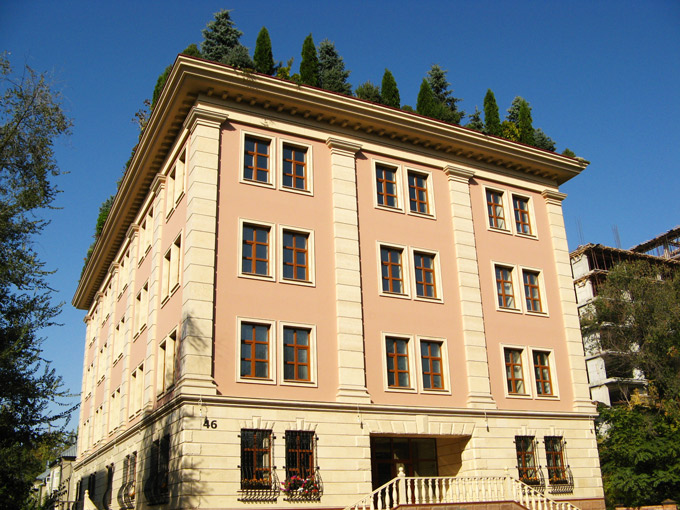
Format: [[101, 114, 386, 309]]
[[343, 475, 581, 510]]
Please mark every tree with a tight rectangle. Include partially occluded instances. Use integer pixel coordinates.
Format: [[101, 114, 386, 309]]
[[416, 78, 440, 118], [201, 9, 243, 63], [483, 89, 501, 136], [152, 44, 202, 109], [275, 58, 294, 81], [0, 53, 74, 509], [562, 148, 576, 157], [506, 96, 524, 124], [533, 128, 556, 151], [253, 27, 275, 75], [581, 261, 680, 507], [355, 81, 381, 102], [426, 64, 464, 124], [466, 106, 484, 132], [501, 120, 520, 142], [517, 99, 534, 145], [380, 69, 400, 108], [299, 34, 319, 87], [222, 45, 254, 69], [317, 39, 351, 95]]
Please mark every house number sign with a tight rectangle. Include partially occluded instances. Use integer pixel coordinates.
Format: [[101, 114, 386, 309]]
[[203, 418, 217, 429]]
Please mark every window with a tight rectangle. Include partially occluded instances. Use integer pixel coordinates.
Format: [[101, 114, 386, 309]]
[[408, 171, 429, 214], [414, 252, 436, 299], [242, 224, 270, 276], [545, 436, 568, 484], [523, 270, 543, 313], [515, 436, 540, 484], [240, 429, 273, 490], [385, 337, 410, 388], [504, 348, 526, 394], [113, 318, 124, 363], [282, 231, 308, 281], [162, 235, 182, 299], [282, 144, 307, 190], [135, 282, 148, 334], [513, 195, 532, 235], [88, 472, 96, 500], [118, 452, 136, 509], [380, 247, 404, 294], [533, 351, 553, 395], [420, 340, 443, 390], [283, 327, 310, 382], [109, 388, 120, 434], [147, 435, 170, 505], [104, 464, 114, 510], [166, 151, 185, 214], [139, 207, 154, 259], [376, 164, 398, 208], [157, 330, 177, 394], [486, 190, 506, 229], [495, 266, 516, 309], [244, 136, 271, 184], [285, 430, 315, 480], [240, 323, 270, 379], [130, 364, 144, 415]]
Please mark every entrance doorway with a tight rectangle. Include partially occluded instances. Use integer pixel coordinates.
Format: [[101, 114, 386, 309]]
[[370, 436, 438, 490]]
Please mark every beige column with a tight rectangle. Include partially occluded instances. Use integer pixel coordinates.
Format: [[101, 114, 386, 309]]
[[175, 104, 228, 396], [326, 137, 371, 403], [445, 165, 496, 409], [541, 189, 595, 413]]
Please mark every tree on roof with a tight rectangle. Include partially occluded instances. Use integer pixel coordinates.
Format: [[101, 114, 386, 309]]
[[253, 27, 275, 75], [355, 81, 381, 102], [426, 64, 464, 124], [201, 9, 243, 63], [318, 39, 351, 95], [517, 98, 534, 145], [466, 106, 484, 132], [299, 34, 319, 87], [483, 89, 501, 136], [380, 69, 400, 108]]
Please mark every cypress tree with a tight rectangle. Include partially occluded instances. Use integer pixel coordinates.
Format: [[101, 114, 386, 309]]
[[181, 43, 202, 58], [317, 39, 351, 94], [380, 69, 400, 108], [299, 34, 319, 87], [518, 99, 534, 145], [201, 9, 243, 63], [483, 89, 501, 136], [355, 81, 381, 102], [253, 27, 275, 75], [416, 79, 438, 117]]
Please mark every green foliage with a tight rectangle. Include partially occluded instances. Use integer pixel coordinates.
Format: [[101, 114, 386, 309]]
[[466, 106, 484, 132], [517, 99, 534, 145], [0, 53, 75, 510], [95, 195, 114, 238], [533, 128, 556, 151], [562, 148, 576, 157], [299, 34, 319, 87], [506, 96, 524, 124], [354, 81, 381, 102], [401, 105, 415, 113], [416, 78, 438, 117], [275, 58, 294, 80], [483, 89, 501, 136], [581, 261, 680, 401], [426, 64, 464, 124], [201, 9, 243, 63], [597, 402, 680, 508], [152, 44, 202, 110], [317, 39, 351, 95], [181, 43, 201, 58], [221, 45, 254, 69], [501, 120, 520, 142], [253, 27, 275, 75], [380, 69, 400, 108]]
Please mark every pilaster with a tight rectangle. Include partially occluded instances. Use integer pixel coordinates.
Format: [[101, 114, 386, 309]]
[[541, 189, 595, 413], [326, 137, 371, 403], [444, 165, 496, 409], [176, 104, 228, 396]]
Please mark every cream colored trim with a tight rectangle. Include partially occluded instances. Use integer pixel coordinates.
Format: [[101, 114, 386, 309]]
[[529, 346, 561, 400], [405, 166, 437, 219], [376, 241, 411, 299], [491, 261, 522, 314], [499, 343, 532, 399], [371, 158, 405, 213], [418, 335, 452, 395], [380, 332, 417, 393], [237, 218, 276, 281], [519, 265, 549, 317], [278, 137, 314, 196], [278, 321, 318, 387], [235, 317, 277, 385], [239, 129, 276, 189], [277, 224, 315, 287]]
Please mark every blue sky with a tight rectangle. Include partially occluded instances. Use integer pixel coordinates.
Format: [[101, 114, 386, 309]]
[[2, 0, 679, 426]]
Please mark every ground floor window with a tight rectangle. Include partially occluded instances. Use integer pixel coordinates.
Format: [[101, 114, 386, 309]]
[[515, 436, 540, 485], [545, 436, 568, 484], [283, 430, 321, 499], [240, 429, 273, 490]]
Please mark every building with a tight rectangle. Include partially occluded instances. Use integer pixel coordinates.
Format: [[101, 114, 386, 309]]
[[71, 55, 604, 510], [570, 237, 680, 406], [32, 445, 77, 510]]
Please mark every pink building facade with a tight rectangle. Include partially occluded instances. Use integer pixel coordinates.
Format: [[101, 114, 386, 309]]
[[71, 56, 604, 510]]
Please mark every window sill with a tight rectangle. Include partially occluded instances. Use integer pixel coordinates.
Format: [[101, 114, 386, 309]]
[[237, 376, 276, 385], [240, 177, 274, 189], [281, 379, 318, 388], [496, 306, 522, 315], [488, 226, 512, 235], [379, 290, 410, 300], [516, 232, 538, 241], [280, 277, 315, 288], [414, 295, 444, 304], [385, 386, 417, 394], [407, 210, 436, 221], [281, 185, 313, 197], [375, 204, 405, 214], [421, 387, 451, 395], [238, 273, 275, 283]]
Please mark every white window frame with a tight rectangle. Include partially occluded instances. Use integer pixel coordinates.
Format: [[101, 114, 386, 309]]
[[240, 130, 276, 189], [519, 265, 549, 316], [278, 225, 315, 286], [278, 138, 314, 196], [410, 246, 444, 303], [500, 344, 532, 399], [238, 218, 276, 281], [129, 363, 144, 417], [405, 167, 436, 219], [157, 328, 177, 396], [529, 347, 559, 399], [418, 336, 451, 394], [113, 317, 125, 365], [483, 186, 512, 234], [372, 159, 405, 213], [381, 332, 417, 393], [510, 193, 538, 239], [377, 242, 411, 299], [134, 281, 149, 336], [491, 262, 522, 314], [162, 232, 183, 304], [279, 321, 317, 387], [236, 317, 277, 385]]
